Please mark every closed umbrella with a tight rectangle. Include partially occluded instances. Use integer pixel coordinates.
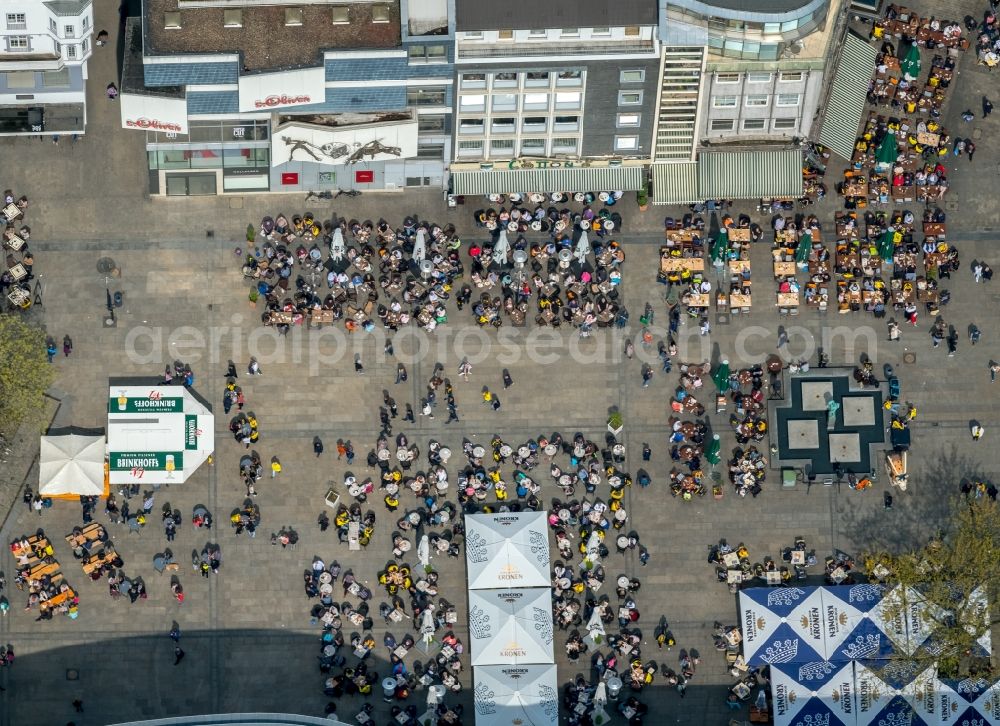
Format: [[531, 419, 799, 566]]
[[712, 359, 730, 393], [329, 228, 345, 261], [795, 231, 813, 263], [875, 132, 898, 168], [492, 229, 510, 266], [413, 228, 427, 263], [901, 43, 921, 81], [584, 608, 606, 648], [878, 229, 895, 262], [711, 229, 729, 264], [706, 434, 722, 465], [574, 229, 591, 264], [420, 606, 436, 647], [417, 534, 430, 569]]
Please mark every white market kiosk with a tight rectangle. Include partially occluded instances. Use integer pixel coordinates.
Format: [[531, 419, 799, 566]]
[[107, 382, 214, 485]]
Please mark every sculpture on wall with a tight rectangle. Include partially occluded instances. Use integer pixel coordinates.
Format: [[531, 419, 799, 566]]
[[282, 136, 350, 162]]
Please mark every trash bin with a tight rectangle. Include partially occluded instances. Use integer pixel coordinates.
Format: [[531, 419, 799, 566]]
[[382, 677, 398, 701], [607, 676, 623, 700]]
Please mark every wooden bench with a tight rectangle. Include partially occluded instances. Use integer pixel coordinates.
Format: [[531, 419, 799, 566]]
[[28, 561, 61, 580], [82, 548, 119, 576], [65, 523, 105, 548], [39, 588, 74, 612], [11, 534, 48, 557]]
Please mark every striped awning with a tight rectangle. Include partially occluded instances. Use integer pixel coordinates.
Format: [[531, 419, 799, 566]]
[[697, 149, 803, 200], [451, 166, 644, 195], [652, 162, 698, 205], [818, 31, 879, 160]]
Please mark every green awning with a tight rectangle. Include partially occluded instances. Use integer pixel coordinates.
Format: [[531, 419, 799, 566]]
[[451, 166, 644, 195], [652, 162, 698, 205], [818, 30, 879, 160], [697, 150, 803, 201]]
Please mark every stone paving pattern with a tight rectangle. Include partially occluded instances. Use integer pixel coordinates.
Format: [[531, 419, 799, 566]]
[[1, 0, 999, 724]]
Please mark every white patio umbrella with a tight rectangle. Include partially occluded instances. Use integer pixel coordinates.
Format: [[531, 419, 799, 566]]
[[492, 229, 510, 266], [584, 530, 603, 564], [584, 608, 606, 649], [574, 230, 591, 264], [413, 228, 427, 263], [473, 664, 558, 726], [417, 534, 430, 569], [420, 605, 436, 647], [329, 227, 345, 261]]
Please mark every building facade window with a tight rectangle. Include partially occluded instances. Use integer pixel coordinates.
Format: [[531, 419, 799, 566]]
[[460, 73, 486, 89], [522, 117, 547, 132], [773, 117, 796, 129], [776, 93, 800, 106], [457, 140, 484, 156], [408, 44, 447, 63], [592, 27, 611, 36], [5, 13, 26, 30], [556, 71, 582, 86], [745, 94, 768, 107], [491, 117, 516, 133], [528, 29, 547, 38], [553, 115, 579, 131], [417, 143, 445, 159], [715, 72, 739, 83], [66, 45, 77, 59], [520, 138, 546, 154], [493, 72, 517, 87], [418, 114, 446, 132], [624, 26, 640, 36], [554, 92, 581, 110], [618, 90, 642, 105], [617, 113, 640, 127], [498, 29, 513, 40], [620, 70, 645, 83], [459, 94, 485, 111], [746, 72, 771, 83], [490, 138, 514, 155], [710, 119, 734, 131], [552, 137, 578, 153], [64, 25, 75, 38], [779, 71, 804, 81], [525, 72, 550, 87], [614, 135, 639, 150], [458, 118, 484, 134], [712, 95, 736, 107], [49, 18, 56, 32], [742, 118, 766, 130], [7, 36, 29, 50], [523, 93, 549, 110], [561, 28, 579, 37], [462, 31, 483, 40], [492, 93, 517, 111], [408, 88, 447, 106]]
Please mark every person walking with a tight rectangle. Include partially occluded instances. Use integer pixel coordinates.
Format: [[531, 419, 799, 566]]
[[641, 364, 653, 388], [62, 335, 73, 357], [972, 423, 985, 441], [967, 139, 977, 161], [225, 360, 238, 378], [990, 360, 1000, 382], [395, 363, 407, 384], [403, 404, 415, 423], [45, 339, 56, 363], [419, 399, 434, 419], [270, 457, 281, 478], [247, 357, 262, 375], [502, 369, 514, 389], [699, 317, 711, 336], [354, 354, 364, 375], [173, 647, 185, 665], [169, 623, 181, 642], [313, 437, 324, 457], [970, 325, 982, 345], [974, 261, 984, 283], [458, 358, 472, 381], [776, 327, 789, 349], [446, 402, 459, 424], [984, 96, 994, 118]]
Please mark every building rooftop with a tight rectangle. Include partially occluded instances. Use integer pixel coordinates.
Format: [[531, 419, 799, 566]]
[[122, 17, 184, 97], [144, 0, 401, 71], [672, 0, 823, 14], [455, 0, 657, 32]]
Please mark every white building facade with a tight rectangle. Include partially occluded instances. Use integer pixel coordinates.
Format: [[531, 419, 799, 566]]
[[0, 0, 93, 135]]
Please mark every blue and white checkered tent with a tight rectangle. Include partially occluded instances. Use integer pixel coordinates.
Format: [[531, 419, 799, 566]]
[[823, 584, 899, 662], [854, 659, 921, 725], [900, 586, 953, 659], [771, 660, 858, 726], [906, 667, 971, 725], [972, 677, 1000, 724], [963, 586, 993, 659], [740, 587, 827, 665], [473, 663, 559, 726]]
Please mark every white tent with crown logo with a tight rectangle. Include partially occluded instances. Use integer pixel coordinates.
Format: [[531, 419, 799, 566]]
[[464, 511, 550, 590], [468, 588, 554, 667], [770, 660, 857, 726], [473, 663, 558, 726]]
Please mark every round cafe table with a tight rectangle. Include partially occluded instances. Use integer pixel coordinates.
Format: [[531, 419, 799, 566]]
[[604, 219, 616, 231], [324, 644, 336, 656], [509, 193, 523, 203], [559, 475, 573, 489], [439, 447, 451, 463], [378, 449, 390, 462], [499, 444, 513, 458], [580, 219, 590, 230], [396, 449, 407, 461], [557, 577, 572, 590], [573, 445, 586, 458], [407, 512, 421, 526], [319, 572, 333, 584], [608, 476, 622, 488], [531, 221, 543, 231], [486, 220, 497, 231], [617, 535, 630, 550], [558, 508, 571, 522], [472, 446, 486, 459], [508, 222, 519, 232], [574, 192, 586, 203], [614, 509, 628, 524], [530, 193, 545, 204], [544, 444, 558, 456], [599, 192, 610, 202], [385, 482, 399, 496], [616, 576, 630, 589], [488, 194, 503, 203], [320, 583, 334, 596], [435, 480, 449, 493], [397, 539, 412, 553], [517, 446, 530, 458]]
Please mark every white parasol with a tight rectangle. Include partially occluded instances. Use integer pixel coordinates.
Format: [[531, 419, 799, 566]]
[[413, 228, 427, 263], [420, 605, 436, 646], [574, 230, 591, 264], [584, 530, 602, 564], [493, 229, 510, 266], [584, 607, 606, 649], [417, 534, 430, 569], [330, 228, 345, 261]]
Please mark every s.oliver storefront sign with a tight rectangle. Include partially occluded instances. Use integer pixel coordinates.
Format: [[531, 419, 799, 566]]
[[238, 67, 324, 112], [119, 93, 189, 134]]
